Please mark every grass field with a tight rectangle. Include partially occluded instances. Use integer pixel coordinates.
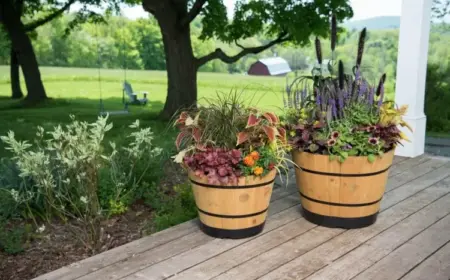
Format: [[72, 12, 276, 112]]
[[0, 66, 292, 157], [0, 66, 290, 111]]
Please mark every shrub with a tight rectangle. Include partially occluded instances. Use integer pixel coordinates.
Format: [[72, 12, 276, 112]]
[[0, 116, 162, 252], [425, 63, 450, 133]]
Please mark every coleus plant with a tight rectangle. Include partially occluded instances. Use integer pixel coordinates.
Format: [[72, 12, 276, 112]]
[[172, 98, 289, 184]]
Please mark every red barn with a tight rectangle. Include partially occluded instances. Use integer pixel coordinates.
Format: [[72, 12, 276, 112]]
[[247, 57, 292, 76]]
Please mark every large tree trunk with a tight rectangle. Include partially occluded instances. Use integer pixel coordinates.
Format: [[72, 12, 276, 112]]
[[10, 50, 24, 99], [1, 0, 47, 103], [160, 28, 197, 119]]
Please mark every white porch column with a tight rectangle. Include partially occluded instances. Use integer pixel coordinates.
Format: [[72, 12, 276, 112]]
[[394, 0, 432, 157]]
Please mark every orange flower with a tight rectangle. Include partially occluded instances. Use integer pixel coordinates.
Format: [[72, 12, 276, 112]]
[[253, 166, 263, 176], [243, 156, 255, 167], [250, 151, 260, 161]]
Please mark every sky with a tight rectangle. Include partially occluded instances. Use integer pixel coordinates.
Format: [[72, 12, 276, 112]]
[[118, 0, 404, 21]]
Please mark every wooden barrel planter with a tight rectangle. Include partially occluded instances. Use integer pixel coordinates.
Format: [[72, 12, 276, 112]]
[[292, 150, 395, 229], [189, 170, 276, 239]]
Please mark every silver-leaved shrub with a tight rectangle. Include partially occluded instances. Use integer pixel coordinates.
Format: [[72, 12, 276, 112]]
[[0, 115, 162, 251]]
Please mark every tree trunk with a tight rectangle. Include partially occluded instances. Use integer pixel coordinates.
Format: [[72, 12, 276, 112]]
[[1, 0, 47, 103], [10, 49, 24, 99], [160, 28, 197, 119]]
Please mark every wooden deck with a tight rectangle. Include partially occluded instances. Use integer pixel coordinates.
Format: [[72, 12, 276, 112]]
[[34, 155, 450, 280]]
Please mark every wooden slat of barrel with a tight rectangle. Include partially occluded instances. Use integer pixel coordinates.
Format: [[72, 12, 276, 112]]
[[292, 150, 395, 228], [189, 170, 276, 238]]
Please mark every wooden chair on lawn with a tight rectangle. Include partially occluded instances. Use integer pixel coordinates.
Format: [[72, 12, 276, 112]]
[[123, 81, 148, 106]]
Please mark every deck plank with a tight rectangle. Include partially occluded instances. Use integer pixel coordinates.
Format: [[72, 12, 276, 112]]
[[386, 158, 448, 191], [136, 161, 450, 280], [32, 156, 450, 280], [259, 177, 450, 280], [74, 194, 300, 280], [352, 214, 450, 280], [32, 219, 199, 280], [304, 192, 450, 280], [388, 155, 430, 176], [198, 168, 450, 280], [401, 241, 450, 280], [126, 213, 314, 280]]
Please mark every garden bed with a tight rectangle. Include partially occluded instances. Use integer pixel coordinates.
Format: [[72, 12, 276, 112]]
[[0, 159, 190, 280]]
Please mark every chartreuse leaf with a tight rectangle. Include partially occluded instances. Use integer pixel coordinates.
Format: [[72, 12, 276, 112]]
[[368, 154, 376, 163]]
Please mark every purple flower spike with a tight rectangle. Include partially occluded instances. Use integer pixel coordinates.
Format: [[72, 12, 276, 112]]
[[330, 99, 337, 118], [359, 81, 367, 97], [368, 87, 375, 106], [316, 95, 321, 107], [338, 94, 344, 110], [301, 86, 307, 101], [355, 68, 361, 81], [377, 84, 385, 108]]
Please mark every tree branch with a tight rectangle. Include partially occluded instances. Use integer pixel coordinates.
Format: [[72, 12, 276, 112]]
[[196, 32, 290, 67], [180, 0, 207, 27], [24, 0, 75, 31]]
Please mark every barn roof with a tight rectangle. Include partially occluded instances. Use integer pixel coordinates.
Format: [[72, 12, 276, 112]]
[[258, 57, 292, 75]]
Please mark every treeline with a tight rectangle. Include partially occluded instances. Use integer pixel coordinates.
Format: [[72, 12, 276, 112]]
[[1, 15, 450, 81]]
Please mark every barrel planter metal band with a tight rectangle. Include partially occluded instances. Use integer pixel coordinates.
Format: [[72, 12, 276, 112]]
[[189, 170, 276, 239], [292, 150, 395, 229]]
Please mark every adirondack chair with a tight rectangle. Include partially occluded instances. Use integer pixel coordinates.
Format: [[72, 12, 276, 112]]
[[123, 81, 148, 105]]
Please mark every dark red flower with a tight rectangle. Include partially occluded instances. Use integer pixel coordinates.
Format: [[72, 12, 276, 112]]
[[331, 131, 340, 139], [268, 163, 275, 170], [368, 137, 379, 145], [327, 139, 336, 146]]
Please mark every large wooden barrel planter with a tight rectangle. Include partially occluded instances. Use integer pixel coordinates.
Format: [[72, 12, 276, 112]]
[[189, 170, 276, 239], [292, 150, 395, 229]]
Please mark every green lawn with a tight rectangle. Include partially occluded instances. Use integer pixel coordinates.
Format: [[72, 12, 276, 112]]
[[0, 66, 289, 110], [0, 66, 291, 157]]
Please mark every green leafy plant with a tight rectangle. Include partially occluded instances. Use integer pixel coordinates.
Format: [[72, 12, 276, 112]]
[[0, 116, 162, 252], [173, 91, 290, 184], [283, 16, 412, 162]]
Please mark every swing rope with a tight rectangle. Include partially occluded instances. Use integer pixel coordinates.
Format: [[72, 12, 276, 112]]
[[96, 23, 104, 113]]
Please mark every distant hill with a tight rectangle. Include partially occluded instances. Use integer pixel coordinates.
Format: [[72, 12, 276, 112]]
[[343, 16, 401, 31]]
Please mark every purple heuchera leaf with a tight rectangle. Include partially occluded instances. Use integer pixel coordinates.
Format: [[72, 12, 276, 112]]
[[184, 147, 243, 184]]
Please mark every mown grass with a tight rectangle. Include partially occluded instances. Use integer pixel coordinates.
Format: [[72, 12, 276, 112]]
[[0, 65, 295, 158]]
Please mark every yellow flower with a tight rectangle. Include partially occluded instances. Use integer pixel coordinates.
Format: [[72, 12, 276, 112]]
[[253, 166, 263, 176], [290, 130, 296, 137], [399, 132, 411, 142]]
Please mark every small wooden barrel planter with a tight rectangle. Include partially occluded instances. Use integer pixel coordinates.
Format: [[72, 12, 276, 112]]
[[189, 170, 276, 239], [292, 150, 395, 229]]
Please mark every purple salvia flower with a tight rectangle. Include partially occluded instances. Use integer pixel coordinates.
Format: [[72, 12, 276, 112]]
[[330, 99, 337, 118], [377, 84, 385, 108], [338, 94, 344, 110], [368, 87, 375, 106], [355, 68, 361, 81], [316, 95, 321, 106], [359, 80, 367, 97]]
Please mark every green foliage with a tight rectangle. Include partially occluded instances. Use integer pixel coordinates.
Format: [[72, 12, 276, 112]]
[[0, 116, 162, 251], [0, 219, 31, 255], [201, 0, 353, 46], [144, 183, 197, 232], [425, 62, 450, 133]]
